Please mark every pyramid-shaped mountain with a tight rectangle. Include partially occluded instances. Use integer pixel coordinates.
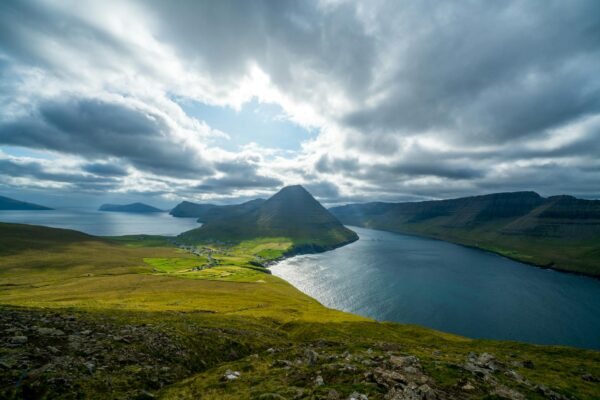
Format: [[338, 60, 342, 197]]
[[179, 185, 358, 251]]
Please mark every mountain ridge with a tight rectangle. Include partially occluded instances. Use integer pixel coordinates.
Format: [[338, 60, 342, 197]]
[[330, 191, 600, 276], [179, 185, 358, 252]]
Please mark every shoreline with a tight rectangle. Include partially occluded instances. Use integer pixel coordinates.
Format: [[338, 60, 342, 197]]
[[346, 225, 600, 280]]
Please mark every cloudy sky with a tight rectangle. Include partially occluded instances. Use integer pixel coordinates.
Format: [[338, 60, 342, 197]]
[[1, 0, 599, 207]]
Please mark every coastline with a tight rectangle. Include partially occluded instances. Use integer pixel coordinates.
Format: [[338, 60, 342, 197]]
[[346, 224, 600, 280]]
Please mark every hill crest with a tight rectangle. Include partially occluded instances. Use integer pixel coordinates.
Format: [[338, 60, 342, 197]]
[[179, 185, 357, 252]]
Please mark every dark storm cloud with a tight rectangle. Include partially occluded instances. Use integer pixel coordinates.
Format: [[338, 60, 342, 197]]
[[0, 97, 212, 178], [342, 1, 600, 145]]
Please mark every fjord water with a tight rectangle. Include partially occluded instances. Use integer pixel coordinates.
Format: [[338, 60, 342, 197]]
[[0, 209, 200, 236], [271, 226, 600, 349]]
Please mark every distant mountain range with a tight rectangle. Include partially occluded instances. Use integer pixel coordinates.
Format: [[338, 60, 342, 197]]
[[170, 199, 266, 222], [330, 191, 600, 276], [0, 195, 52, 211], [178, 185, 358, 253], [99, 203, 163, 213]]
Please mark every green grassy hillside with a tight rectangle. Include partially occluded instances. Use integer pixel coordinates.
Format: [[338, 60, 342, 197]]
[[179, 186, 358, 252], [0, 223, 598, 399], [330, 192, 600, 276]]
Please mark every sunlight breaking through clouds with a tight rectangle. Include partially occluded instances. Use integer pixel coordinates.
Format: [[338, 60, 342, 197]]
[[1, 0, 599, 206]]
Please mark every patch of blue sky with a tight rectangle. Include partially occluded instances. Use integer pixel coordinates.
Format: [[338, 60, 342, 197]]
[[0, 146, 56, 160], [176, 97, 317, 151]]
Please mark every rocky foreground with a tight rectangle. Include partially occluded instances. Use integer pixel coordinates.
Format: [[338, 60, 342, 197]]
[[2, 307, 598, 399]]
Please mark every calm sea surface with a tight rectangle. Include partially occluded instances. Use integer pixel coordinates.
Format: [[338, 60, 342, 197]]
[[0, 208, 200, 236], [271, 226, 600, 349]]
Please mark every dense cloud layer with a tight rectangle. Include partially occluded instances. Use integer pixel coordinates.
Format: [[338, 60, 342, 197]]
[[0, 0, 599, 205]]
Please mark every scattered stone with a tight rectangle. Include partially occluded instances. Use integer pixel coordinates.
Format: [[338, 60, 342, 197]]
[[84, 361, 95, 374], [348, 392, 368, 400], [493, 385, 525, 400], [223, 369, 240, 381], [418, 384, 437, 400], [462, 383, 475, 391], [327, 389, 340, 399], [535, 385, 569, 400], [37, 327, 65, 336], [390, 355, 419, 369], [582, 373, 598, 382], [372, 367, 406, 388], [305, 348, 318, 366], [47, 346, 60, 354], [314, 374, 324, 386], [505, 369, 530, 385], [9, 335, 28, 345], [404, 366, 419, 374]]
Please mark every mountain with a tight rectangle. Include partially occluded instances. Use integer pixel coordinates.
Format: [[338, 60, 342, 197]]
[[99, 202, 163, 213], [330, 191, 600, 276], [0, 195, 52, 210], [179, 185, 358, 252], [169, 201, 217, 218], [170, 199, 266, 222]]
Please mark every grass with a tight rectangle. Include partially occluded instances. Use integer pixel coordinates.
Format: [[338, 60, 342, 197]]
[[0, 222, 599, 399]]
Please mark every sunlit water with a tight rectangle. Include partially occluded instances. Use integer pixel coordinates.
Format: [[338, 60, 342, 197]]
[[271, 226, 600, 349], [0, 208, 200, 236]]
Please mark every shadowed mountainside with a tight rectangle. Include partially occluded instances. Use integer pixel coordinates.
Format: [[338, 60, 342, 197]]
[[330, 192, 600, 276], [0, 195, 52, 211], [179, 185, 358, 252], [99, 202, 163, 213], [170, 199, 266, 222]]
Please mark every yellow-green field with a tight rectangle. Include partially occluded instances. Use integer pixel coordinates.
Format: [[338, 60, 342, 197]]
[[0, 223, 598, 400]]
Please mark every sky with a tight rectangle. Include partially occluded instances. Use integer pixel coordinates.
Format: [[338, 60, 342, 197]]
[[0, 0, 599, 208]]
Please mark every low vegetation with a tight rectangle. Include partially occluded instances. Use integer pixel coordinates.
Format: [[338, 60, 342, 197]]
[[0, 223, 598, 399]]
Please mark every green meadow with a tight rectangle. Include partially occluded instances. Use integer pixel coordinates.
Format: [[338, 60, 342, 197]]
[[0, 223, 598, 399]]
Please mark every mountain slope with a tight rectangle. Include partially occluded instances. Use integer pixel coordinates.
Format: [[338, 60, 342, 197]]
[[179, 185, 358, 252], [0, 195, 52, 210], [99, 202, 162, 213], [169, 201, 217, 218], [330, 192, 600, 276], [169, 199, 266, 222]]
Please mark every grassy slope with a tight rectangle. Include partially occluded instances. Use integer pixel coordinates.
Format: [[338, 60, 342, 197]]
[[0, 223, 598, 399], [179, 186, 358, 251]]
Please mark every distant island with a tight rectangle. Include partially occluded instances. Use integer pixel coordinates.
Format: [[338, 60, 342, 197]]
[[330, 191, 600, 277], [0, 195, 52, 210], [178, 185, 358, 253], [99, 202, 163, 213]]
